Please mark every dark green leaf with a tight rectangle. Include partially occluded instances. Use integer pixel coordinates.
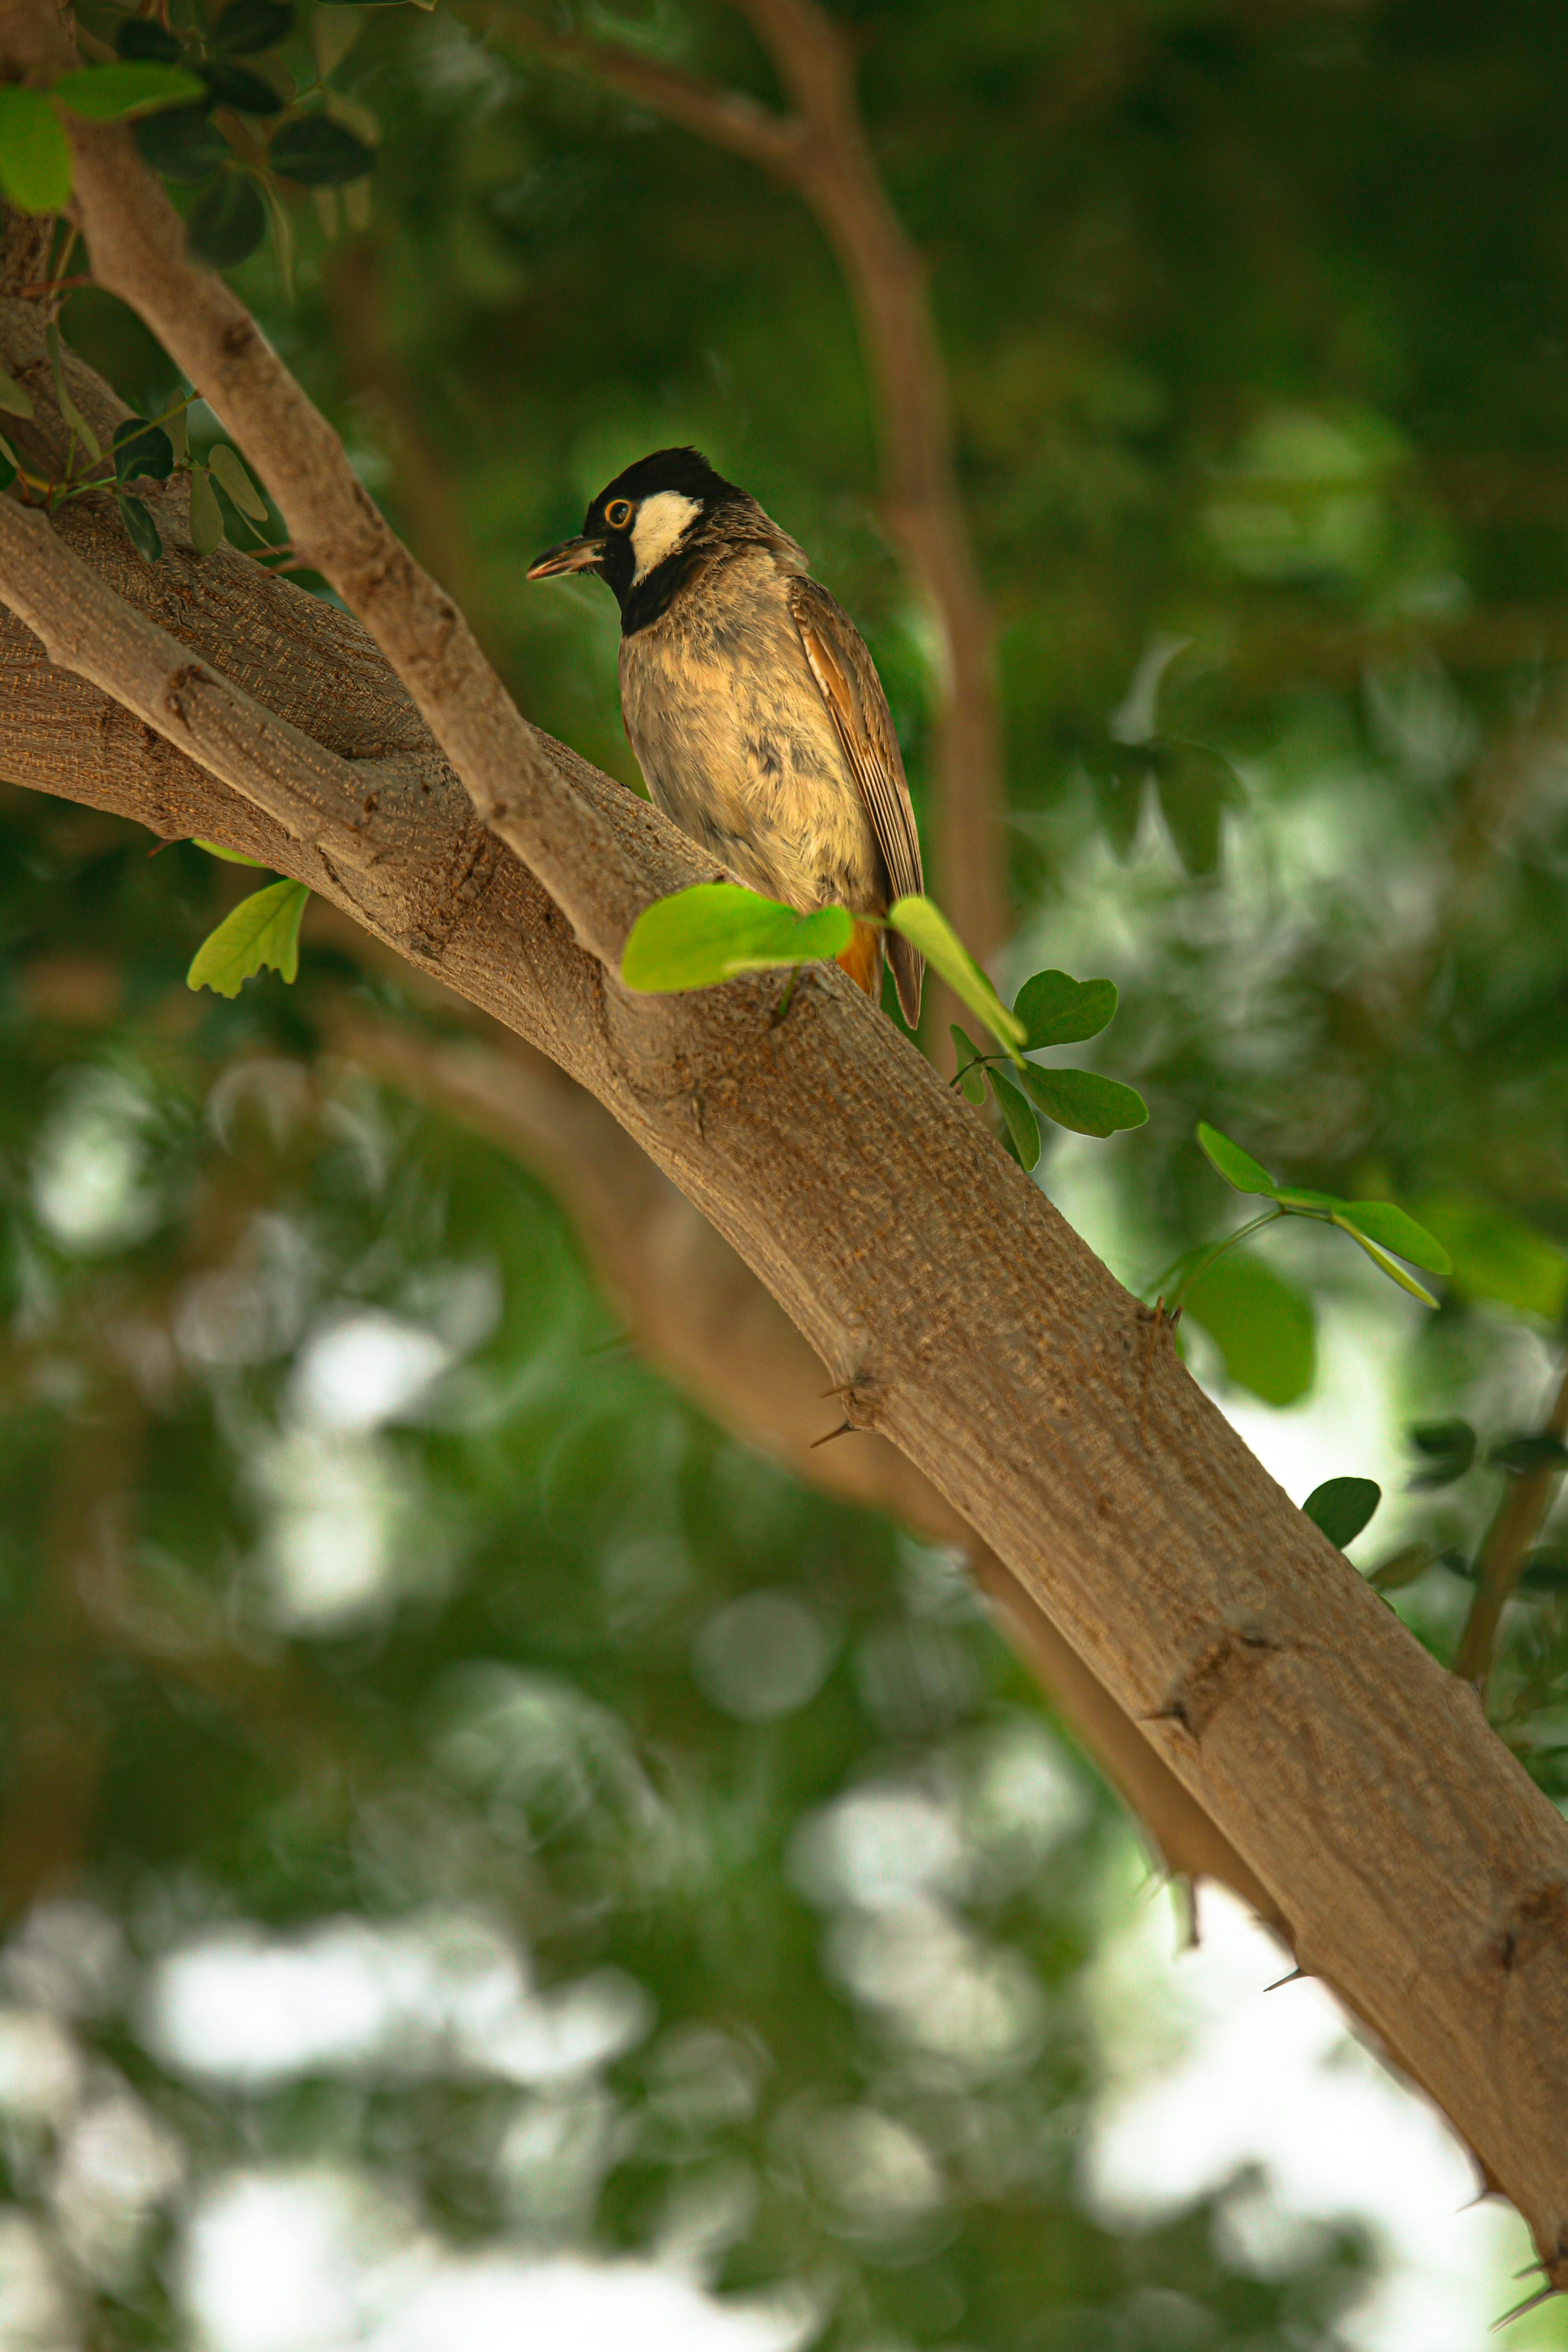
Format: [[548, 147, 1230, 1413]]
[[886, 895, 1024, 1056], [1155, 741, 1242, 877], [1331, 1200, 1452, 1276], [988, 1070, 1040, 1171], [1012, 968, 1118, 1050], [0, 85, 72, 212], [188, 465, 225, 558], [270, 114, 374, 185], [1518, 1548, 1568, 1595], [621, 883, 852, 992], [207, 442, 268, 521], [115, 18, 185, 62], [1303, 1477, 1381, 1550], [950, 1027, 987, 1106], [1016, 1063, 1148, 1138], [200, 58, 284, 114], [1184, 1253, 1317, 1408], [51, 62, 205, 119], [1406, 1418, 1476, 1488], [211, 0, 294, 55], [188, 170, 267, 267], [1196, 1122, 1278, 1197], [136, 102, 227, 181], [1091, 745, 1150, 858], [0, 446, 15, 495], [187, 877, 309, 994], [116, 491, 163, 564], [1489, 1434, 1568, 1475], [112, 415, 174, 485]]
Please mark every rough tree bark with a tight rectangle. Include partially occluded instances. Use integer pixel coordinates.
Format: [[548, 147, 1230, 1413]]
[[1, 9, 1567, 2279]]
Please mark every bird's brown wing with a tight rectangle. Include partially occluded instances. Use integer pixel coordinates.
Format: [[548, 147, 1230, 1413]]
[[787, 575, 924, 1027]]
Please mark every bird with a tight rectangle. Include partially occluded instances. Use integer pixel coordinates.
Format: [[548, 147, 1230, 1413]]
[[527, 447, 923, 1027]]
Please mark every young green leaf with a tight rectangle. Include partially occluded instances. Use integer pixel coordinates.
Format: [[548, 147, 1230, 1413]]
[[188, 465, 226, 559], [270, 115, 375, 186], [621, 883, 853, 993], [1017, 1063, 1148, 1138], [51, 62, 206, 120], [1196, 1121, 1278, 1198], [116, 492, 163, 564], [192, 838, 270, 867], [0, 86, 73, 214], [949, 1027, 987, 1106], [187, 877, 309, 995], [1368, 1541, 1434, 1591], [1330, 1200, 1452, 1277], [45, 323, 100, 457], [1334, 1222, 1441, 1308], [211, 0, 294, 54], [886, 895, 1024, 1057], [988, 1069, 1041, 1171], [135, 103, 228, 183], [164, 401, 189, 465], [0, 364, 33, 419], [207, 442, 269, 522], [1184, 1252, 1316, 1408], [112, 416, 175, 485], [1012, 968, 1118, 1050], [1303, 1476, 1381, 1550], [188, 171, 267, 269]]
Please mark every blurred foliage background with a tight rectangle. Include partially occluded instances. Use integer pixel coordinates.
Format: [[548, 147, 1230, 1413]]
[[4, 0, 1568, 2344]]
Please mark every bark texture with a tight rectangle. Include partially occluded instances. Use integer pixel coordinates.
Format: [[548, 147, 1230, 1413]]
[[0, 35, 1564, 2268]]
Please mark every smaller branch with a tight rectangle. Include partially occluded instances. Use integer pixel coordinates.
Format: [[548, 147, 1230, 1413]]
[[1454, 1355, 1568, 1695], [0, 494, 398, 867]]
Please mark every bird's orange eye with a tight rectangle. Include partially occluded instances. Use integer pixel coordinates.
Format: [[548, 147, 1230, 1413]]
[[604, 499, 634, 529]]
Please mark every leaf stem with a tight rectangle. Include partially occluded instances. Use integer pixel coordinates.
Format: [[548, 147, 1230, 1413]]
[[1453, 1352, 1568, 1697], [1158, 1206, 1285, 1316]]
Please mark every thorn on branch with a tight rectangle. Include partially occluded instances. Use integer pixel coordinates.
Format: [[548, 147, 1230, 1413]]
[[810, 1419, 855, 1448]]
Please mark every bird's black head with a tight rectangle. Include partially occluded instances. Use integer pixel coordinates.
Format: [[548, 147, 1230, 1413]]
[[527, 446, 746, 633]]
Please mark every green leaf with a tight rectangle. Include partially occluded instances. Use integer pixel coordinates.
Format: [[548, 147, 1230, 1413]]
[[112, 415, 174, 485], [135, 103, 227, 182], [950, 1027, 987, 1106], [1303, 1476, 1381, 1550], [0, 364, 33, 419], [200, 59, 285, 114], [270, 114, 375, 185], [51, 62, 206, 120], [1489, 1434, 1568, 1475], [1016, 1063, 1148, 1138], [188, 465, 226, 558], [1407, 1418, 1477, 1488], [621, 883, 853, 992], [1270, 1185, 1341, 1213], [1155, 741, 1242, 877], [207, 441, 268, 521], [1197, 1122, 1278, 1198], [211, 0, 295, 55], [1333, 1221, 1441, 1307], [0, 85, 73, 214], [1518, 1548, 1568, 1595], [116, 491, 163, 564], [0, 445, 15, 495], [192, 838, 270, 867], [188, 171, 267, 268], [1012, 968, 1118, 1050], [1368, 1542, 1434, 1592], [886, 894, 1024, 1056], [116, 18, 185, 62], [187, 877, 309, 995], [988, 1069, 1040, 1171], [1091, 744, 1149, 858], [1184, 1252, 1317, 1408], [1408, 1194, 1568, 1322], [1330, 1200, 1451, 1276]]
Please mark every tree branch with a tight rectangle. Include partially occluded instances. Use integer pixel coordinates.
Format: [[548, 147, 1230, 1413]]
[[493, 0, 1008, 969]]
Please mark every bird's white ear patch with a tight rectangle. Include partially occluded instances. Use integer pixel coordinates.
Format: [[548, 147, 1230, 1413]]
[[630, 490, 701, 585]]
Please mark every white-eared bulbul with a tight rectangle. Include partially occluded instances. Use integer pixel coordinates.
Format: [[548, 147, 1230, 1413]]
[[528, 448, 924, 1025]]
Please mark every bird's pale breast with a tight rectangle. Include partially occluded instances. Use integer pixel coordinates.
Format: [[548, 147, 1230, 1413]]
[[618, 550, 882, 916]]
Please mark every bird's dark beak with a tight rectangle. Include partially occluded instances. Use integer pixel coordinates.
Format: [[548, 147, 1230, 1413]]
[[526, 534, 606, 581]]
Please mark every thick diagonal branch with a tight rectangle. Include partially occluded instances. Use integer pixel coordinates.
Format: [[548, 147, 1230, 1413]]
[[494, 0, 1007, 965]]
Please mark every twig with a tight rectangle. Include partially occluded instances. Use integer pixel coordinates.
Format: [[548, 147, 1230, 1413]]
[[489, 0, 1007, 976], [1454, 1354, 1568, 1695]]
